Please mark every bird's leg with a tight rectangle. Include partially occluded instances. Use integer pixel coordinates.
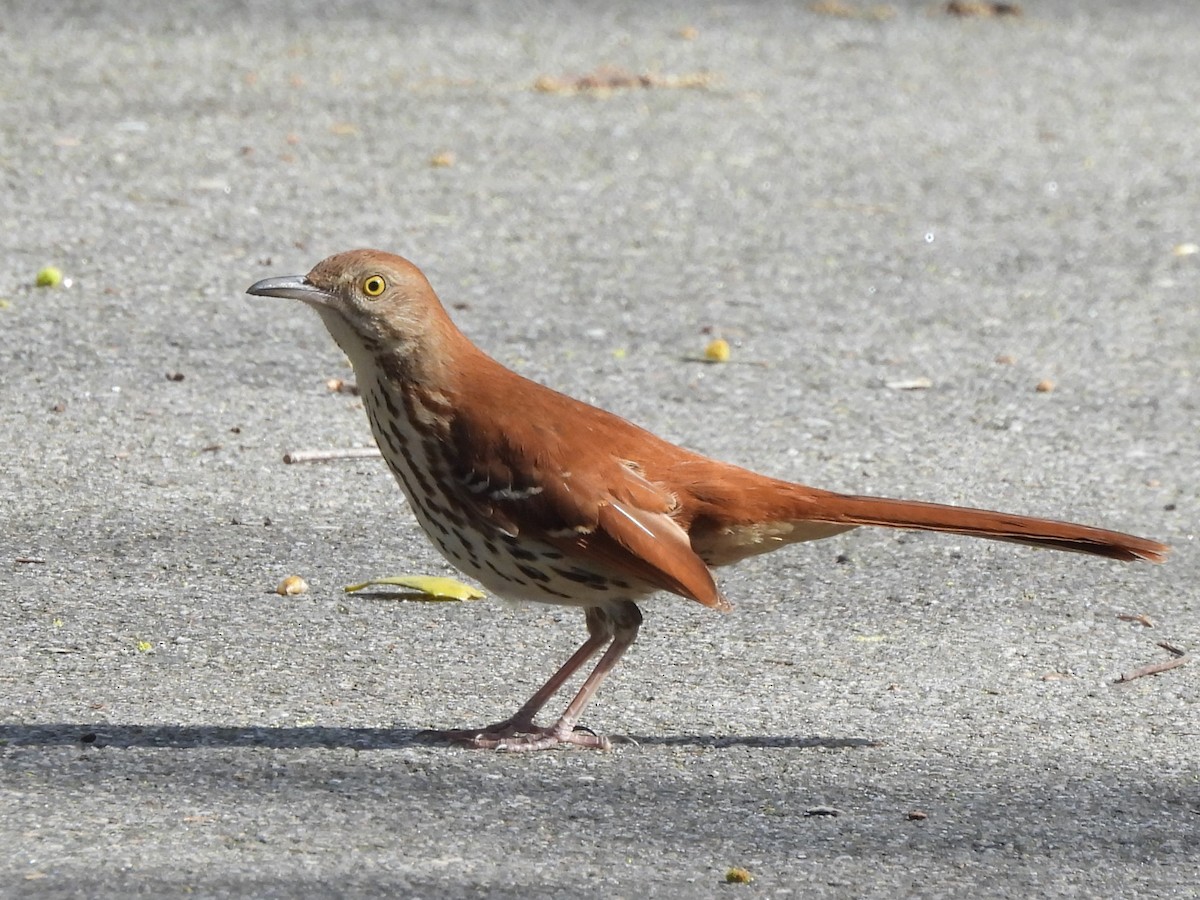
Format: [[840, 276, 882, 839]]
[[429, 602, 643, 751], [429, 631, 609, 744], [465, 607, 643, 753]]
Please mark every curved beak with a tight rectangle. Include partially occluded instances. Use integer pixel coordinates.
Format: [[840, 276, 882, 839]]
[[246, 275, 334, 307]]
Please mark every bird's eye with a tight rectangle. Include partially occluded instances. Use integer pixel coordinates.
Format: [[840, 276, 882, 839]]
[[362, 275, 386, 298]]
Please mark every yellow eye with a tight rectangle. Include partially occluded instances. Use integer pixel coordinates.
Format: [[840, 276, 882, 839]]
[[362, 275, 386, 298]]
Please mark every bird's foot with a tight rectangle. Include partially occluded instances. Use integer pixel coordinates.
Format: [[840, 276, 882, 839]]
[[419, 718, 611, 751]]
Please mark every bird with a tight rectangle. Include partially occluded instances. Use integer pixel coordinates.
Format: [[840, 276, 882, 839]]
[[248, 249, 1168, 751]]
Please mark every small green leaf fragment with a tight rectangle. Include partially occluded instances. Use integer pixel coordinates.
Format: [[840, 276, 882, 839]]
[[36, 267, 63, 287]]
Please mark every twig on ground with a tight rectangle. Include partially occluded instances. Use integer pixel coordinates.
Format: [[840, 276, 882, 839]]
[[1116, 612, 1154, 627], [282, 447, 382, 464], [1113, 654, 1189, 684]]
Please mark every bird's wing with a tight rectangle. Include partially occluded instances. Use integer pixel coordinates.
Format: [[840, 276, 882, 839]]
[[444, 399, 729, 610]]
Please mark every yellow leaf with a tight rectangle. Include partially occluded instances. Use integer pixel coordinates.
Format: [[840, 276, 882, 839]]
[[704, 338, 731, 362], [343, 575, 485, 602]]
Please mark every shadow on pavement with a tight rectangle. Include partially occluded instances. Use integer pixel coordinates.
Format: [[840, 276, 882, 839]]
[[0, 723, 876, 752]]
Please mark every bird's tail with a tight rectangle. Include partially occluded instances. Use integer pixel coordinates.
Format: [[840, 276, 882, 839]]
[[785, 489, 1169, 563], [680, 457, 1170, 566]]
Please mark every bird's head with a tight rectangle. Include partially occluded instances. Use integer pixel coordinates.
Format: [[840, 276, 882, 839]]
[[248, 249, 454, 368]]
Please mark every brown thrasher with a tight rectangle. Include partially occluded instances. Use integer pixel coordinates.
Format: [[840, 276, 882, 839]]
[[248, 249, 1168, 751]]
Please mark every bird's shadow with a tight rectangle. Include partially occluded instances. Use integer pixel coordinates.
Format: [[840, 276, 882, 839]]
[[0, 723, 876, 752]]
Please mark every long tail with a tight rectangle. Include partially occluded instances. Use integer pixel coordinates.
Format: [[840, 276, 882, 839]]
[[794, 491, 1169, 563], [670, 458, 1168, 566]]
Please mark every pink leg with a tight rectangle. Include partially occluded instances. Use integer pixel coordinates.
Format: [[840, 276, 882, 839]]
[[426, 602, 643, 751], [426, 632, 608, 743]]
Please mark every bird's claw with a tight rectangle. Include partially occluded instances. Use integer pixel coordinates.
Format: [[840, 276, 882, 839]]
[[418, 720, 612, 751]]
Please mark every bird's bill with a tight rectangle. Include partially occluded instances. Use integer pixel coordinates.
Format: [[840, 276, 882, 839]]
[[246, 275, 334, 306]]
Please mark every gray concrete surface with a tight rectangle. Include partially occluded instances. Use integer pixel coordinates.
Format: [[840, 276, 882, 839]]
[[2, 1, 1197, 896]]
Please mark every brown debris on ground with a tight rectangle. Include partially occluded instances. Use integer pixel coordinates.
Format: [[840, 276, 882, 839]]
[[534, 66, 714, 96]]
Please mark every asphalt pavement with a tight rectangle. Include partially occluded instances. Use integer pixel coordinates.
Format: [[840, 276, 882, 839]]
[[1, 1, 1197, 897]]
